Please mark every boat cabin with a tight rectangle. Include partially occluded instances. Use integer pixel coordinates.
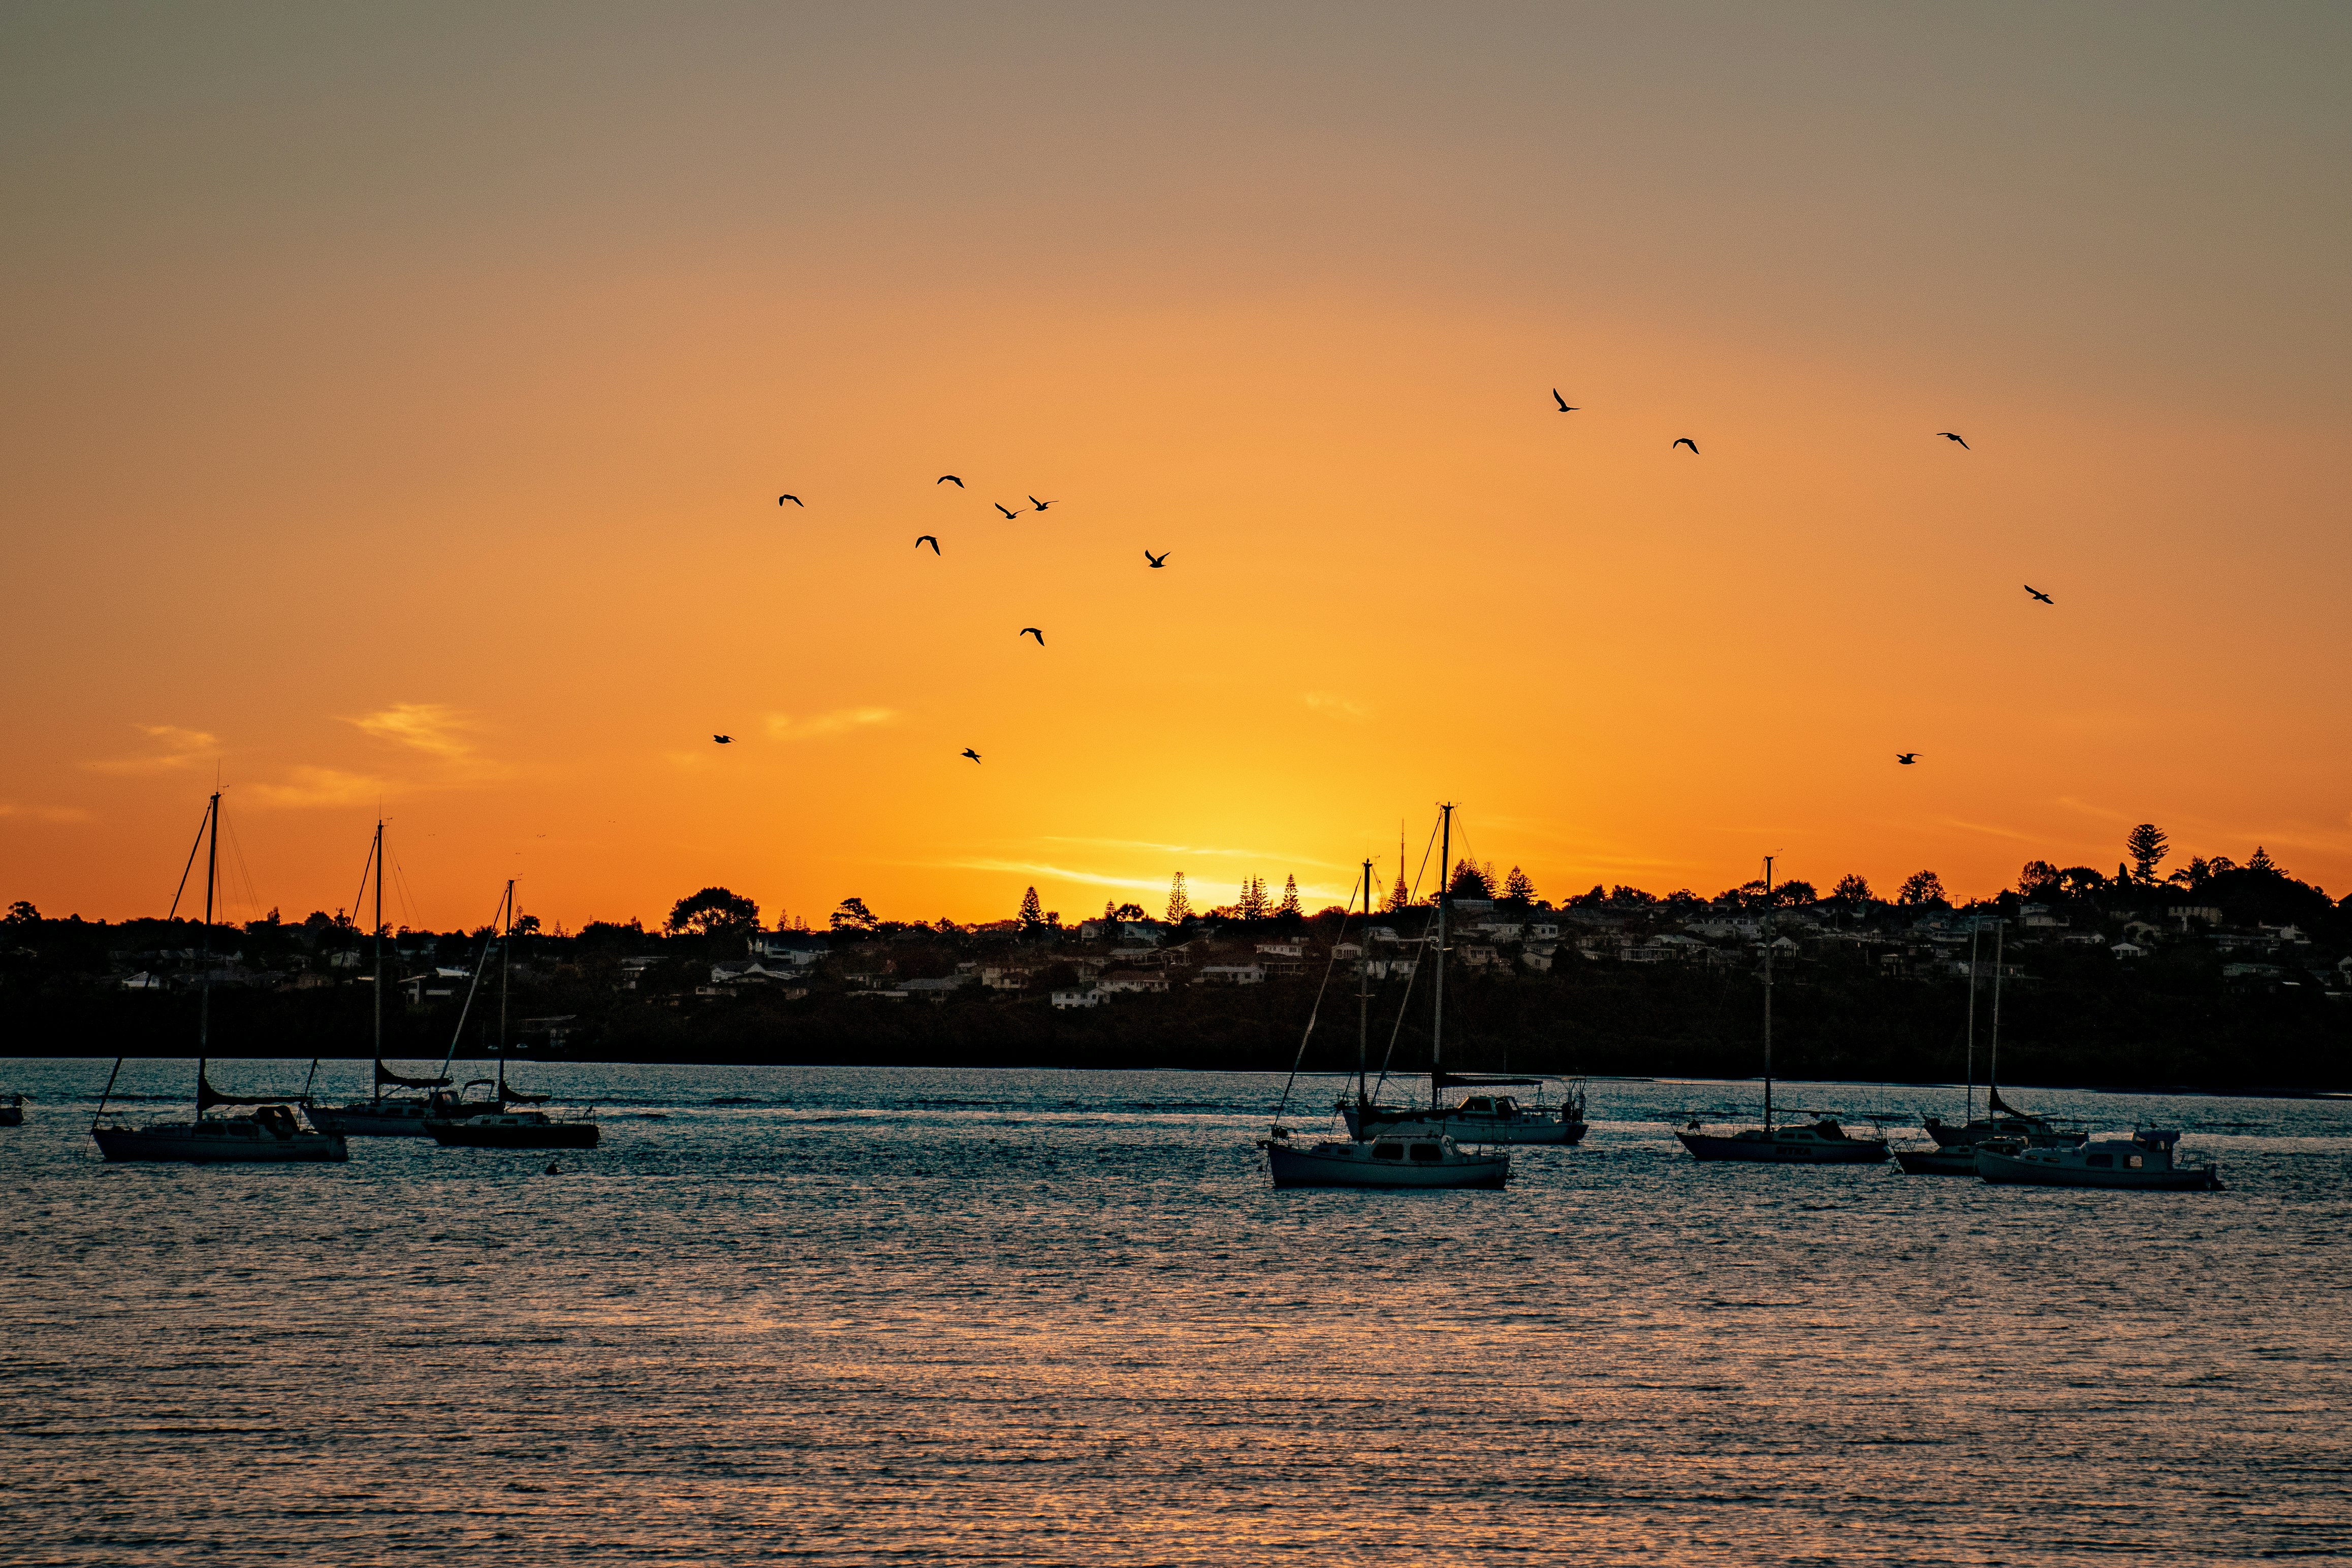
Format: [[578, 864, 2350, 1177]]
[[1370, 1140, 1450, 1163], [1452, 1095, 1524, 1117]]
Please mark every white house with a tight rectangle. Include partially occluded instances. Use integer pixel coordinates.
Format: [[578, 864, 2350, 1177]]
[[1098, 969, 1168, 995], [1051, 988, 1101, 1009], [1198, 964, 1265, 985]]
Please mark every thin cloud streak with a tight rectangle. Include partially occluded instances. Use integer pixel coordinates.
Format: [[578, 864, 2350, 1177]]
[[82, 724, 217, 775], [765, 708, 901, 741], [348, 702, 474, 758], [244, 766, 384, 810]]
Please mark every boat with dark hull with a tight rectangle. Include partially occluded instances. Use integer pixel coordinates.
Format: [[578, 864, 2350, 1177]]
[[1977, 1128, 2220, 1190], [1342, 1080, 1587, 1145], [417, 880, 601, 1153], [1262, 824, 1512, 1190], [1897, 918, 2080, 1172], [91, 790, 349, 1165], [0, 1093, 24, 1128], [1675, 856, 1887, 1167], [302, 818, 461, 1138]]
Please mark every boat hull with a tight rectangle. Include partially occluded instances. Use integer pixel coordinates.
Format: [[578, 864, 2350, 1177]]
[[1975, 1147, 2220, 1190], [0, 1104, 22, 1128], [1265, 1141, 1509, 1189], [306, 1101, 443, 1137], [1893, 1147, 1982, 1177], [426, 1118, 600, 1149], [1676, 1130, 1889, 1164], [93, 1122, 348, 1163]]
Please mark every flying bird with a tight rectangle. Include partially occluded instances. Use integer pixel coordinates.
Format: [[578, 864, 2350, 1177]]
[[714, 734, 733, 744], [1896, 753, 1918, 765], [1029, 496, 1056, 511], [937, 475, 964, 487], [1552, 390, 1578, 412], [1937, 432, 1969, 449], [915, 534, 939, 554], [778, 494, 802, 506], [995, 502, 1020, 519], [2024, 585, 2054, 604], [961, 748, 982, 764], [1019, 627, 1044, 645], [1672, 438, 1700, 454], [1145, 549, 1168, 568]]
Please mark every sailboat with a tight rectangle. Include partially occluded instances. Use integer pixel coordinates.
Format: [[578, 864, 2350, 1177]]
[[90, 790, 349, 1164], [1262, 814, 1511, 1189], [1915, 918, 2081, 1155], [304, 818, 460, 1137], [423, 880, 599, 1150], [1675, 856, 1888, 1165]]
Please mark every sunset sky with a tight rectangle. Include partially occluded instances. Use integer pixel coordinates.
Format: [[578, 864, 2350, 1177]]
[[4, 4, 2347, 932]]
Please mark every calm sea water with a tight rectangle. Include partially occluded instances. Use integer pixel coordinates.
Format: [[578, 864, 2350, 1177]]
[[3, 1058, 2348, 1565]]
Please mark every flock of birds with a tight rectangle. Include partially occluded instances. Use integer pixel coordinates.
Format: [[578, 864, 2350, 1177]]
[[738, 394, 2054, 769]]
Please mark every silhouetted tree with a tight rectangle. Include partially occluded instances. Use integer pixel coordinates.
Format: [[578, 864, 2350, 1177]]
[[1449, 860, 1493, 899], [668, 886, 761, 938], [2125, 824, 2169, 883], [2248, 845, 2278, 875], [1831, 874, 1871, 904], [1018, 886, 1044, 926], [1112, 902, 1147, 921], [1610, 885, 1656, 906], [1896, 870, 1947, 907], [1503, 866, 1536, 903], [2018, 860, 2062, 898], [1166, 873, 1192, 923], [4, 900, 38, 924], [1384, 868, 1412, 913], [1276, 876, 1301, 917], [1772, 879, 1818, 906], [829, 896, 879, 934], [1236, 877, 1270, 919]]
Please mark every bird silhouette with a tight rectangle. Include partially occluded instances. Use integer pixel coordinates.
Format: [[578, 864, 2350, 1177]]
[[1019, 627, 1044, 645], [1672, 438, 1700, 454], [1938, 432, 1969, 450], [2024, 585, 2054, 604], [915, 535, 940, 555], [961, 748, 982, 763], [1553, 389, 1578, 412], [995, 502, 1020, 519], [778, 495, 802, 507], [714, 734, 733, 744], [1145, 549, 1168, 568], [1029, 496, 1056, 511], [1896, 753, 1918, 765], [937, 475, 964, 487]]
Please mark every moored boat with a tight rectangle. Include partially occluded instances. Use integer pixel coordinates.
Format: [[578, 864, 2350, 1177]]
[[0, 1093, 24, 1128], [90, 790, 348, 1165], [1675, 856, 1887, 1167], [1262, 826, 1512, 1190], [418, 879, 600, 1153], [1343, 1081, 1587, 1145], [1976, 1128, 2220, 1191], [301, 818, 458, 1137], [1262, 1133, 1508, 1188]]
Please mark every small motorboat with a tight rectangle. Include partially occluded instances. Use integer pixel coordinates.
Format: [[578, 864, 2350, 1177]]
[[1975, 1128, 2220, 1191], [1261, 1131, 1509, 1189], [426, 1109, 600, 1150]]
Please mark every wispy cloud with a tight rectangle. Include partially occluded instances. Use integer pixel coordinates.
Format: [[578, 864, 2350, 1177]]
[[82, 724, 218, 775], [0, 801, 94, 823], [1039, 835, 1338, 865], [347, 702, 475, 758], [1300, 691, 1370, 722], [244, 766, 383, 810], [927, 858, 1173, 892], [1937, 816, 2040, 844], [765, 708, 900, 742]]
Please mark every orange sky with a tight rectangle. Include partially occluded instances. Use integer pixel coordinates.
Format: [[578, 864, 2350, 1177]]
[[4, 5, 2347, 931]]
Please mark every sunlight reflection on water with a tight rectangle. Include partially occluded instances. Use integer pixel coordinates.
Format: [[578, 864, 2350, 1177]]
[[4, 1061, 2349, 1565]]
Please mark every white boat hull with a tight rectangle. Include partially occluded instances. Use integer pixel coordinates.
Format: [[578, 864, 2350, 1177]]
[[1263, 1138, 1509, 1189], [93, 1118, 348, 1163], [306, 1100, 440, 1137], [1976, 1144, 2220, 1190]]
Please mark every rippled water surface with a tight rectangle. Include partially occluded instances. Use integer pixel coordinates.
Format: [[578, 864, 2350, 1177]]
[[4, 1058, 2349, 1565]]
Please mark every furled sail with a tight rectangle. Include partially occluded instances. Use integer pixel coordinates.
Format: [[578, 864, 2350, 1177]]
[[375, 1062, 451, 1089], [1988, 1084, 2023, 1117]]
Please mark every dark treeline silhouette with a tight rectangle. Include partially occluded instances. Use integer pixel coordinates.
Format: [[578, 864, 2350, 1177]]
[[4, 824, 2346, 1092]]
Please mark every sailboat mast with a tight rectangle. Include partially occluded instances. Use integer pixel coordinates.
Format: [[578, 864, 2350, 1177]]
[[1761, 854, 1774, 1131], [1988, 917, 2006, 1102], [1357, 857, 1373, 1107], [497, 879, 514, 1101], [371, 819, 385, 1104], [1432, 803, 1452, 1110], [198, 788, 219, 1105], [1963, 918, 1981, 1124]]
